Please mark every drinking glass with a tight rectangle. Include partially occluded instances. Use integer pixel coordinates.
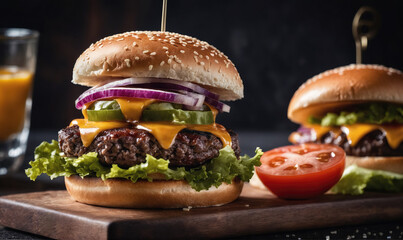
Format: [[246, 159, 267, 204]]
[[0, 28, 39, 175]]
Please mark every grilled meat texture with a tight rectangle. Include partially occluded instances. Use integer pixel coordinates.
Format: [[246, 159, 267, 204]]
[[319, 130, 403, 157], [58, 125, 240, 168]]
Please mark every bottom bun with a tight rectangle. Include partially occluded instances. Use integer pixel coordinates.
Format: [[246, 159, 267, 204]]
[[346, 155, 403, 174], [65, 175, 243, 208]]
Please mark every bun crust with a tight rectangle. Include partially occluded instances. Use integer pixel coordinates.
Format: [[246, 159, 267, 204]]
[[65, 176, 243, 208], [346, 155, 403, 175], [72, 31, 243, 101], [288, 64, 403, 123]]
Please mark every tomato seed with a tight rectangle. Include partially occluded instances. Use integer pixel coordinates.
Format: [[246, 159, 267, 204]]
[[284, 166, 297, 171], [316, 152, 334, 162], [300, 164, 313, 168], [269, 156, 286, 167], [293, 148, 309, 155]]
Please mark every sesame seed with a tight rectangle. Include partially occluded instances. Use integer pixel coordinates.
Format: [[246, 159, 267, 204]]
[[150, 52, 157, 56], [193, 56, 198, 62], [165, 51, 169, 54], [215, 60, 219, 63], [160, 61, 165, 66], [124, 46, 129, 51], [167, 59, 172, 64], [124, 59, 131, 67], [135, 56, 140, 60], [180, 50, 185, 53], [143, 50, 150, 54], [194, 51, 199, 55], [206, 56, 210, 60], [200, 62, 205, 66], [162, 46, 169, 50], [132, 42, 137, 47], [149, 65, 153, 70]]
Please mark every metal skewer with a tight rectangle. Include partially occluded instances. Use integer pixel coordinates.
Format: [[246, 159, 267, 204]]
[[352, 6, 380, 64], [161, 0, 168, 32]]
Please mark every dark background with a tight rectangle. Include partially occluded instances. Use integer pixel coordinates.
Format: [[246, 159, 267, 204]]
[[1, 0, 402, 132]]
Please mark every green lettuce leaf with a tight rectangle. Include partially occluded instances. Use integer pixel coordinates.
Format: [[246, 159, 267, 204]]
[[25, 140, 263, 191], [331, 165, 403, 195], [308, 103, 403, 126]]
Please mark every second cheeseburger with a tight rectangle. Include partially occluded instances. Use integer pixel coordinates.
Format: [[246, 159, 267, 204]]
[[288, 64, 403, 193], [26, 31, 262, 208]]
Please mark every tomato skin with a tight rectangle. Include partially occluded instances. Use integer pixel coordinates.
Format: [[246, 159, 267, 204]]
[[255, 144, 345, 199]]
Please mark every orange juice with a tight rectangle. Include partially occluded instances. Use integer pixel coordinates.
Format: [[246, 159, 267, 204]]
[[0, 67, 33, 141]]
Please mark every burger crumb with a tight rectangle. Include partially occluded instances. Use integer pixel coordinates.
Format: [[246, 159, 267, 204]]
[[182, 206, 192, 211]]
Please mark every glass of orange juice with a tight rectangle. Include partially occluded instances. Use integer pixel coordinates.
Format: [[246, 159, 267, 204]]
[[0, 28, 38, 175]]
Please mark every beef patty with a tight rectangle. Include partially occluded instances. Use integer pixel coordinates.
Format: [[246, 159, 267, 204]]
[[318, 130, 403, 157], [58, 125, 240, 168]]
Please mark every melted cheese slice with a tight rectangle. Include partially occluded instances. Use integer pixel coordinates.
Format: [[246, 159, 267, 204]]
[[70, 119, 129, 147], [308, 124, 403, 149], [306, 124, 340, 140], [116, 98, 156, 121], [73, 98, 231, 149], [138, 122, 231, 149]]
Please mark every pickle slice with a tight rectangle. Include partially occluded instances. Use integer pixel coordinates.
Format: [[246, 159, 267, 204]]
[[141, 109, 214, 125], [86, 100, 213, 124], [87, 100, 125, 121], [87, 109, 125, 121]]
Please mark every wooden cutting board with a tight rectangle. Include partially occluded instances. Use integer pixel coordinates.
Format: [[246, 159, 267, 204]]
[[0, 184, 402, 240]]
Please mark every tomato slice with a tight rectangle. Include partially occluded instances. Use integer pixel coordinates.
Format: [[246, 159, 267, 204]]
[[255, 143, 345, 199]]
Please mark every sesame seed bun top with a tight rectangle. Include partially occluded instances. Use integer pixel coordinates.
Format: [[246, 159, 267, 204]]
[[288, 64, 403, 124], [72, 31, 244, 101]]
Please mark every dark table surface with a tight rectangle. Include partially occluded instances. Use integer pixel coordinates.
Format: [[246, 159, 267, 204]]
[[0, 130, 402, 240]]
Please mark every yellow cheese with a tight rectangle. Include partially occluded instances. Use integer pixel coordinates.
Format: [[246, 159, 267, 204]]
[[70, 119, 129, 147], [306, 124, 339, 140], [382, 125, 403, 149], [116, 98, 155, 121], [309, 123, 403, 149]]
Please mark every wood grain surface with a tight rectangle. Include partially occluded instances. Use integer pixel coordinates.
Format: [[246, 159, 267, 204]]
[[0, 184, 402, 240]]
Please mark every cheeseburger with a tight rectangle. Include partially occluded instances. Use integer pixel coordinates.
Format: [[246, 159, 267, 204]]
[[288, 64, 403, 194], [26, 31, 262, 208]]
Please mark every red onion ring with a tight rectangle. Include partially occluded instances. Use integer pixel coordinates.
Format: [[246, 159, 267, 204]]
[[77, 78, 219, 102], [75, 88, 201, 110]]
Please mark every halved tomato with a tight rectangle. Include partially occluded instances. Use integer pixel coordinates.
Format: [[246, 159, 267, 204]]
[[255, 143, 345, 199]]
